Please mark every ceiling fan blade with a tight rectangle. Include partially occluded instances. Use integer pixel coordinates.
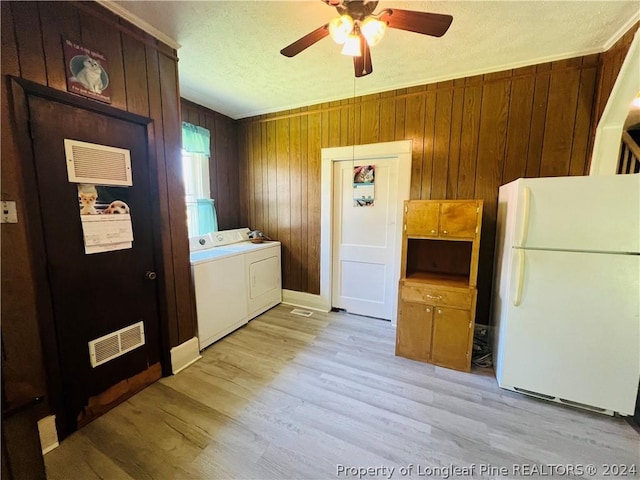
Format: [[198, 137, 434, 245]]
[[353, 34, 372, 78], [280, 24, 330, 57], [379, 9, 453, 37]]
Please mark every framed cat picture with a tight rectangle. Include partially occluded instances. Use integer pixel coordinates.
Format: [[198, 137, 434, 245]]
[[63, 38, 111, 104]]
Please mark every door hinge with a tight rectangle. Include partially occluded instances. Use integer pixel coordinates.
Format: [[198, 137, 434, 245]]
[[476, 206, 480, 213], [475, 226, 478, 234], [404, 205, 408, 213], [468, 321, 472, 328], [466, 352, 469, 358], [404, 224, 406, 231]]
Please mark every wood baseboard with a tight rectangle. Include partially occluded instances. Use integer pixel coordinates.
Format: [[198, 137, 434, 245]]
[[77, 362, 162, 429]]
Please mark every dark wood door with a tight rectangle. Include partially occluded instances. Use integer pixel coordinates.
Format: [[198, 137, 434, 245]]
[[26, 94, 160, 436]]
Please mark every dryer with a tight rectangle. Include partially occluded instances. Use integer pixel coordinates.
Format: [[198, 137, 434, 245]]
[[246, 244, 281, 318], [210, 239, 282, 319]]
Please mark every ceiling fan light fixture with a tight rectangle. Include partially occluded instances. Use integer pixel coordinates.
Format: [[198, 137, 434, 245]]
[[361, 17, 386, 46], [329, 15, 354, 44], [341, 32, 362, 56]]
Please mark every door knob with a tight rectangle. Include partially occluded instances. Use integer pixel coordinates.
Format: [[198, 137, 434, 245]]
[[145, 271, 157, 281]]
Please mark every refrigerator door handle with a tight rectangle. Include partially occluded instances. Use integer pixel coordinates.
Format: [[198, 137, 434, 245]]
[[517, 187, 531, 247], [514, 249, 525, 306]]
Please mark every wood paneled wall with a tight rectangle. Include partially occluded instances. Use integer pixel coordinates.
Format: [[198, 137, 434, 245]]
[[238, 55, 602, 324], [1, 1, 194, 407], [181, 99, 241, 230]]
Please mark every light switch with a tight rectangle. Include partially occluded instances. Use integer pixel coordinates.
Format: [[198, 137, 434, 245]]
[[1, 201, 18, 223]]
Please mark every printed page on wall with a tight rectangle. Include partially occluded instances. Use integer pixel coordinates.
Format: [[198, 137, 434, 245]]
[[353, 164, 375, 207]]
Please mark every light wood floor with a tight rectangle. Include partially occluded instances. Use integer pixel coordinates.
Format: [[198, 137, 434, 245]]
[[45, 305, 638, 479]]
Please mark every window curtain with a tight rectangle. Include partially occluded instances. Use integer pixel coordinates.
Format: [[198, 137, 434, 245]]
[[182, 122, 217, 235], [182, 122, 211, 156], [196, 198, 218, 235]]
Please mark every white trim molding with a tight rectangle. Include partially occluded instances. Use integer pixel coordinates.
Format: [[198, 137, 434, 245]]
[[602, 14, 640, 51], [281, 290, 331, 313], [96, 1, 181, 50], [170, 336, 201, 374], [37, 415, 59, 455], [590, 28, 640, 175], [320, 140, 412, 324]]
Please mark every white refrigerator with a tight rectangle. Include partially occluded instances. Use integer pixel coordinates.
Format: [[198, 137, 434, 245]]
[[491, 174, 640, 415]]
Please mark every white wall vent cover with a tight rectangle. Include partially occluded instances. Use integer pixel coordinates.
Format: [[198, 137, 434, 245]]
[[88, 321, 145, 368], [64, 139, 132, 186]]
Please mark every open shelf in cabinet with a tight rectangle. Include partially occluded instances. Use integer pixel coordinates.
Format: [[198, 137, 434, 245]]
[[405, 238, 472, 286]]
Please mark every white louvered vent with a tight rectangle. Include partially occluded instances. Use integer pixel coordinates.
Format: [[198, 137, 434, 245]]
[[290, 308, 313, 317], [88, 321, 145, 368], [64, 139, 132, 186]]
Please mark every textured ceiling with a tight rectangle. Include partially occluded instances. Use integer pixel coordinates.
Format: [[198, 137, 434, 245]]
[[107, 1, 639, 120]]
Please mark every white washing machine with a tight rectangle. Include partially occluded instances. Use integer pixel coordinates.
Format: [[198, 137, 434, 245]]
[[189, 229, 281, 350]]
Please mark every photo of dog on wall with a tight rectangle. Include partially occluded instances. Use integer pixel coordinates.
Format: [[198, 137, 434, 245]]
[[77, 184, 130, 216]]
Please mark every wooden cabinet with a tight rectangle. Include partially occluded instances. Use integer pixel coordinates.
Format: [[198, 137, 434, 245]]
[[405, 200, 479, 239], [439, 202, 480, 238], [431, 304, 475, 371], [396, 199, 483, 372], [396, 301, 433, 362], [405, 202, 440, 236]]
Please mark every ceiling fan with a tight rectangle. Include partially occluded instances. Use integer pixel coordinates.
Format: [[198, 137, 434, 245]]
[[280, 0, 453, 78]]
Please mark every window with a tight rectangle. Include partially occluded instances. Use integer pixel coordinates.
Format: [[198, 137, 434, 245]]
[[181, 122, 218, 237]]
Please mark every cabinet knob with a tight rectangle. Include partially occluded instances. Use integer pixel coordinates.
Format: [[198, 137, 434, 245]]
[[442, 230, 449, 234], [437, 309, 443, 314], [426, 307, 431, 313], [430, 229, 436, 234]]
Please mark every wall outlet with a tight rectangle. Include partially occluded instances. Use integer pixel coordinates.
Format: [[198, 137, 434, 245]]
[[1, 201, 17, 223]]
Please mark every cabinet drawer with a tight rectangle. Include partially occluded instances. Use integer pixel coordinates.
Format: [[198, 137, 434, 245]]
[[401, 285, 473, 309]]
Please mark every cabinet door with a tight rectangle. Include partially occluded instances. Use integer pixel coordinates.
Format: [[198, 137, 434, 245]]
[[431, 307, 472, 371], [395, 301, 433, 362], [405, 202, 439, 237], [439, 202, 478, 238]]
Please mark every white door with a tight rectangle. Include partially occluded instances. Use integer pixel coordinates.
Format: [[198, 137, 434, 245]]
[[500, 248, 640, 414], [331, 159, 400, 320]]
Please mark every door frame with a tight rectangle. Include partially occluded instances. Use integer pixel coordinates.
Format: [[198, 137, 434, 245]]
[[590, 30, 639, 175], [8, 76, 170, 430], [320, 140, 412, 324]]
